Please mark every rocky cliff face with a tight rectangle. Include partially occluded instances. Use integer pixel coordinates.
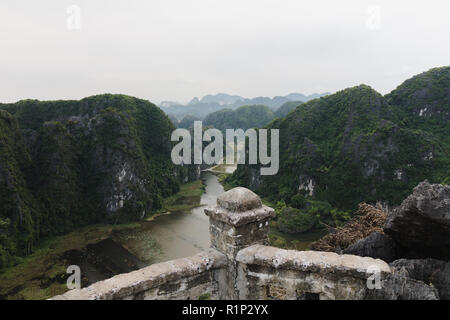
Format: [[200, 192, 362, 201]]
[[0, 94, 199, 269], [386, 66, 450, 124]]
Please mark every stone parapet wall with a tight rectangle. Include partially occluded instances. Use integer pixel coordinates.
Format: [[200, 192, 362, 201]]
[[235, 245, 391, 300], [51, 249, 227, 300]]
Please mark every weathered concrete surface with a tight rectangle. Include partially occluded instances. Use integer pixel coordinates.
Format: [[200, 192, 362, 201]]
[[205, 187, 275, 228], [235, 245, 392, 300], [205, 187, 275, 259], [51, 249, 226, 300], [236, 245, 391, 276], [430, 262, 450, 300]]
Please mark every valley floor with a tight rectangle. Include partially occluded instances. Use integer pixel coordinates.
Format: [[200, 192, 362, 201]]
[[0, 179, 204, 300]]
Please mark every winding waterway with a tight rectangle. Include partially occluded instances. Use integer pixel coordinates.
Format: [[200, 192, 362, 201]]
[[67, 171, 223, 287], [119, 171, 223, 264]]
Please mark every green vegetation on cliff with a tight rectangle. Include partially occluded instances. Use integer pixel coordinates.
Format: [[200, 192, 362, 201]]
[[0, 94, 195, 269], [274, 101, 303, 118]]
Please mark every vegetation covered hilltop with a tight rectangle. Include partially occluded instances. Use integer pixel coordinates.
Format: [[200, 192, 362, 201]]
[[226, 66, 449, 234]]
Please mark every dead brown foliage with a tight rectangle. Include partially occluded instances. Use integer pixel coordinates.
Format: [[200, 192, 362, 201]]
[[310, 203, 387, 252]]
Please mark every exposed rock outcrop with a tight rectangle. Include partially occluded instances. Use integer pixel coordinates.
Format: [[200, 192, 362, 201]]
[[384, 180, 450, 260], [237, 244, 392, 300], [364, 267, 439, 300]]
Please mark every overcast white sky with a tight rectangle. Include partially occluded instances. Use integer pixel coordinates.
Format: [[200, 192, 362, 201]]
[[0, 0, 449, 104]]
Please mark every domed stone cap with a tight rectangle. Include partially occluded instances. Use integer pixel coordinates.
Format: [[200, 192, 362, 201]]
[[217, 187, 262, 212]]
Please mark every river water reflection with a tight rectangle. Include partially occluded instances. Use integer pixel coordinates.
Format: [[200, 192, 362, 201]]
[[119, 171, 223, 264]]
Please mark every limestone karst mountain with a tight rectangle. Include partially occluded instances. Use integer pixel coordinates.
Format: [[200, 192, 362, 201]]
[[0, 94, 199, 269]]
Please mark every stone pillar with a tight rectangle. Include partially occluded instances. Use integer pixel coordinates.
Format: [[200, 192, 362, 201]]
[[204, 187, 275, 299]]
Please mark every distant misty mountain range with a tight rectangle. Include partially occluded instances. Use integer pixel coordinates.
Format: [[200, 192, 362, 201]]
[[159, 92, 330, 120]]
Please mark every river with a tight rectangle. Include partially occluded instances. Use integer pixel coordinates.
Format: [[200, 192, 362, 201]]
[[65, 171, 223, 287]]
